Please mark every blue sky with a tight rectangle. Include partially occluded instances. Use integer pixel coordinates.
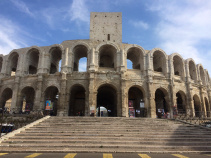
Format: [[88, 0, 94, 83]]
[[0, 0, 211, 73]]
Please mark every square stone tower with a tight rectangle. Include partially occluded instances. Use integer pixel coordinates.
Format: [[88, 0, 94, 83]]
[[90, 12, 122, 43]]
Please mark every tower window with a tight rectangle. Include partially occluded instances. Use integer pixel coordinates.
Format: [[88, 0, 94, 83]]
[[108, 34, 110, 41]]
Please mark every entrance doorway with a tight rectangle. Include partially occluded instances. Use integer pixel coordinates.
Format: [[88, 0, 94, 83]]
[[155, 89, 169, 118], [69, 85, 85, 116], [128, 86, 145, 117], [97, 85, 117, 117]]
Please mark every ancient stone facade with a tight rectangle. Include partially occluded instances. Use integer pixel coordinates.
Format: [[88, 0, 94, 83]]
[[0, 12, 210, 118]]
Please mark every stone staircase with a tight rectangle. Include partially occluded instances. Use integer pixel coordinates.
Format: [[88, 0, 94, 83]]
[[1, 117, 211, 153]]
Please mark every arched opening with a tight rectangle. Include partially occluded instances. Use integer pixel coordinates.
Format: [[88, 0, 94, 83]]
[[69, 85, 85, 116], [189, 60, 197, 81], [127, 59, 133, 69], [127, 47, 143, 70], [193, 95, 201, 117], [173, 55, 184, 77], [27, 49, 39, 74], [97, 84, 117, 117], [99, 45, 116, 69], [49, 47, 62, 74], [199, 66, 206, 85], [44, 86, 59, 116], [19, 87, 35, 114], [176, 91, 186, 114], [8, 52, 19, 76], [128, 86, 145, 117], [0, 57, 3, 73], [73, 45, 88, 72], [207, 72, 210, 82], [0, 88, 13, 112], [155, 88, 169, 118], [153, 51, 166, 74], [204, 97, 210, 117]]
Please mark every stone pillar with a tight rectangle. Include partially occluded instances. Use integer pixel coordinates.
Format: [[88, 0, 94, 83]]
[[208, 90, 211, 118], [120, 49, 125, 72], [147, 82, 156, 118], [200, 88, 206, 117], [57, 73, 68, 116], [68, 49, 73, 73], [117, 92, 122, 117], [10, 77, 20, 113], [121, 78, 127, 117], [89, 48, 95, 71], [34, 75, 44, 111], [88, 73, 96, 116], [61, 48, 69, 73]]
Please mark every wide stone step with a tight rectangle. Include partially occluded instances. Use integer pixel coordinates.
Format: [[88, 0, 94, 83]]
[[9, 137, 211, 142], [4, 139, 211, 146]]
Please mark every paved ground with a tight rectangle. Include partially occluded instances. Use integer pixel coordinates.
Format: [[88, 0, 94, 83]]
[[0, 153, 210, 158]]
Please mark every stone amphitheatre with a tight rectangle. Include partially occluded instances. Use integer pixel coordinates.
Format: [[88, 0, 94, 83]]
[[0, 12, 210, 119]]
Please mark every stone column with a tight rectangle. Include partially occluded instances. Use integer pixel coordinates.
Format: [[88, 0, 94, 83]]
[[61, 48, 69, 73], [34, 75, 44, 111], [121, 78, 127, 117], [208, 90, 211, 118], [120, 49, 125, 72], [89, 48, 95, 71], [88, 73, 96, 116], [10, 77, 20, 113], [200, 88, 206, 117], [68, 49, 73, 73], [57, 73, 67, 116], [117, 92, 122, 117]]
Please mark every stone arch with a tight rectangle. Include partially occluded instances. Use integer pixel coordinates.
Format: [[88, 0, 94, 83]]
[[204, 97, 210, 117], [18, 86, 35, 113], [186, 58, 197, 81], [155, 87, 170, 118], [198, 64, 206, 85], [26, 48, 40, 74], [0, 88, 13, 111], [95, 81, 118, 93], [193, 94, 201, 117], [150, 48, 167, 74], [44, 86, 59, 116], [96, 42, 120, 52], [170, 53, 185, 78], [97, 83, 118, 117], [72, 44, 89, 72], [128, 85, 146, 117], [7, 51, 19, 76], [49, 46, 62, 74], [69, 84, 86, 116], [176, 90, 187, 114], [125, 45, 145, 70]]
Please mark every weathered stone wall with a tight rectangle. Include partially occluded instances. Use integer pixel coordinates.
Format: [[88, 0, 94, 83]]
[[0, 39, 210, 118]]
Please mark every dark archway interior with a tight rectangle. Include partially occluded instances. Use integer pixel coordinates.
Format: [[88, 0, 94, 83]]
[[0, 88, 12, 110], [128, 87, 145, 117], [50, 47, 62, 74], [176, 92, 185, 113], [9, 52, 19, 76], [97, 85, 117, 117], [20, 87, 35, 112], [28, 49, 39, 74], [99, 45, 116, 68], [153, 51, 165, 73], [0, 57, 3, 73], [44, 86, 59, 116], [189, 61, 197, 81], [155, 89, 168, 117], [69, 86, 85, 116], [73, 45, 87, 71], [127, 48, 142, 70], [193, 95, 200, 117]]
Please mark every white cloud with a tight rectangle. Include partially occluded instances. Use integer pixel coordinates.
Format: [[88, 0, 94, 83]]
[[0, 17, 25, 55], [69, 0, 89, 23], [10, 0, 34, 17], [79, 60, 87, 72], [131, 20, 149, 30], [148, 0, 211, 72]]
